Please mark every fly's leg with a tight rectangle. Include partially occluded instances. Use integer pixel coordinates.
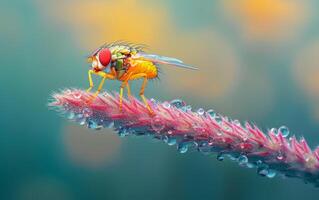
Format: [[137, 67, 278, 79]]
[[119, 82, 126, 112], [140, 77, 153, 115], [87, 70, 94, 92], [128, 73, 154, 115], [126, 82, 131, 98], [87, 71, 115, 104], [93, 76, 106, 97]]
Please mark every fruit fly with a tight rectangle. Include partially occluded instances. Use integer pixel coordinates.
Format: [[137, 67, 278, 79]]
[[86, 41, 198, 114]]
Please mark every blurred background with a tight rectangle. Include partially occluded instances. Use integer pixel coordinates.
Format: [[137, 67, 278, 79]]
[[1, 0, 319, 199]]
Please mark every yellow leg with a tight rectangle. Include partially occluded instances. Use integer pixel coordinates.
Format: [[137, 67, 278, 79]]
[[93, 76, 106, 97], [119, 86, 124, 111], [87, 70, 94, 92], [119, 80, 130, 111], [128, 73, 153, 114], [139, 77, 153, 114], [126, 82, 131, 98], [86, 70, 115, 103]]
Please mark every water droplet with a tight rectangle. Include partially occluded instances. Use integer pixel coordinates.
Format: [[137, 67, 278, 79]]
[[257, 166, 269, 177], [246, 162, 255, 168], [238, 155, 248, 165], [170, 99, 186, 108], [183, 105, 192, 112], [256, 160, 263, 166], [151, 117, 164, 133], [76, 113, 83, 119], [82, 107, 93, 117], [270, 128, 278, 135], [65, 89, 72, 94], [206, 109, 216, 118], [87, 119, 101, 130], [216, 130, 223, 136], [197, 108, 205, 115], [222, 124, 232, 131], [277, 152, 284, 160], [266, 169, 276, 178], [233, 119, 241, 126], [79, 119, 86, 125], [214, 115, 222, 124], [73, 92, 82, 99], [118, 128, 128, 137], [279, 126, 289, 137], [67, 112, 75, 119], [163, 135, 169, 143], [162, 101, 171, 109], [167, 137, 177, 146], [178, 143, 188, 153], [217, 153, 224, 161], [227, 154, 237, 161]]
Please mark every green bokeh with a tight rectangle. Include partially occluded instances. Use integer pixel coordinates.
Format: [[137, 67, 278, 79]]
[[1, 0, 319, 199]]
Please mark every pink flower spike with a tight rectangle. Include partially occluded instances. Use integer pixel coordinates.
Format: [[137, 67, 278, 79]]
[[49, 89, 319, 187]]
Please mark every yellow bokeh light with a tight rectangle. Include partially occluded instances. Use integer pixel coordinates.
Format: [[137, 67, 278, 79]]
[[221, 0, 310, 43], [36, 0, 169, 48], [35, 0, 240, 98]]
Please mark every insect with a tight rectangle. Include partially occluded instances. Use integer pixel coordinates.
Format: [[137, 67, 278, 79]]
[[86, 41, 198, 114]]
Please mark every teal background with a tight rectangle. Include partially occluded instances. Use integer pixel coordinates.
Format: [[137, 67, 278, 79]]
[[1, 0, 319, 199]]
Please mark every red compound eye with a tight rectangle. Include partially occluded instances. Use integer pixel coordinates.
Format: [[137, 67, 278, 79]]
[[98, 48, 112, 66]]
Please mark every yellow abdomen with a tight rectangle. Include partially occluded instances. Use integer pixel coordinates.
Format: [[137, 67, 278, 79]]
[[120, 59, 158, 81]]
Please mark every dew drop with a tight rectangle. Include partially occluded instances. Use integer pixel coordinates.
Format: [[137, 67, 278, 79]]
[[162, 101, 171, 109], [197, 108, 205, 115], [118, 128, 128, 137], [256, 160, 263, 166], [163, 135, 169, 143], [206, 109, 216, 118], [279, 126, 289, 137], [277, 152, 284, 160], [87, 119, 101, 130], [257, 166, 269, 177], [238, 155, 248, 165], [178, 143, 188, 153], [73, 92, 82, 99], [270, 128, 278, 135], [227, 154, 237, 161], [246, 162, 255, 168], [214, 115, 222, 124], [108, 121, 114, 128], [266, 169, 277, 178], [170, 99, 186, 109], [65, 89, 72, 94], [151, 117, 164, 133], [183, 105, 192, 112], [79, 118, 86, 125], [167, 137, 177, 146], [82, 107, 93, 117], [233, 119, 241, 126], [76, 113, 83, 119], [150, 98, 156, 104], [217, 153, 224, 161], [216, 130, 223, 136], [67, 112, 75, 120]]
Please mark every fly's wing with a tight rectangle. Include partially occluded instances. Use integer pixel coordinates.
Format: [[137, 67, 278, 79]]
[[132, 53, 198, 70]]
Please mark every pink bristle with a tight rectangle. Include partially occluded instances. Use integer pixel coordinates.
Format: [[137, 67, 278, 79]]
[[49, 89, 319, 187]]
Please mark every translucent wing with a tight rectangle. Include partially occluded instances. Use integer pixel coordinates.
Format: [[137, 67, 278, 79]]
[[133, 53, 198, 70]]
